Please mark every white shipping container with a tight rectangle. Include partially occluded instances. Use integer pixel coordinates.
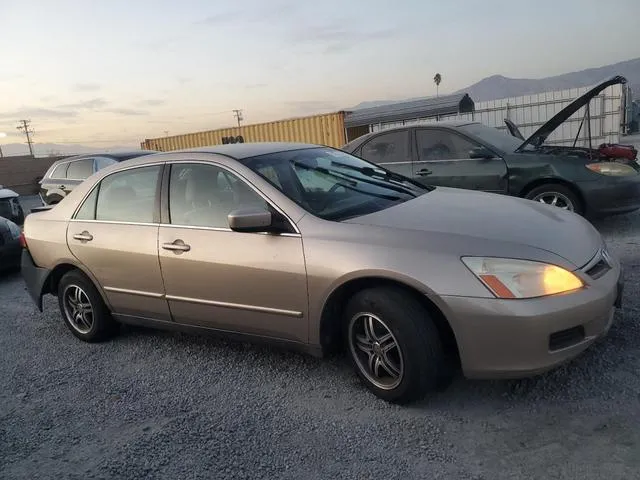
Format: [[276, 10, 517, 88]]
[[372, 83, 626, 147]]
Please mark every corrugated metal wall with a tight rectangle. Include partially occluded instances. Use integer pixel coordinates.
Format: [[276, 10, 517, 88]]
[[141, 112, 347, 151], [372, 83, 626, 146]]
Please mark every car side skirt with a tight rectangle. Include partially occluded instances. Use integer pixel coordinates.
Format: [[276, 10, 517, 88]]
[[113, 313, 324, 358]]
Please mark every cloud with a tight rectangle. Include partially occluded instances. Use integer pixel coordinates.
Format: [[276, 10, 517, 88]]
[[135, 99, 166, 107], [195, 11, 238, 26], [0, 108, 77, 120], [57, 98, 109, 109], [0, 73, 24, 82], [177, 77, 192, 85], [73, 83, 101, 92], [291, 24, 402, 54], [139, 36, 184, 51], [284, 100, 340, 115], [103, 108, 149, 116], [195, 3, 296, 26], [245, 83, 268, 89]]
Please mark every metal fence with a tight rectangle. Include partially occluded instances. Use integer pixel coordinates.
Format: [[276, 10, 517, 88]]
[[371, 83, 627, 146]]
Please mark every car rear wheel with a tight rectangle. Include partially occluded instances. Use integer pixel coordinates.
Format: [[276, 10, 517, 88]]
[[525, 184, 583, 215], [344, 287, 450, 404], [57, 270, 117, 342]]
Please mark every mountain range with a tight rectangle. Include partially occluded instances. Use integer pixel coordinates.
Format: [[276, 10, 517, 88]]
[[2, 57, 639, 157], [0, 143, 137, 158], [351, 57, 640, 109]]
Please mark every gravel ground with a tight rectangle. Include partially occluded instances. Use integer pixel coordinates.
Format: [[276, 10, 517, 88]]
[[1, 202, 640, 479]]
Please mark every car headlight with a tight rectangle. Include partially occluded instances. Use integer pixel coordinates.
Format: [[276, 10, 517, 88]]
[[586, 162, 638, 176], [461, 257, 584, 299]]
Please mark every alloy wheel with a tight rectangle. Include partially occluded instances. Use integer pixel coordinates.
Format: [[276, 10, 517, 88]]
[[531, 192, 574, 211], [348, 313, 404, 390], [62, 285, 94, 334]]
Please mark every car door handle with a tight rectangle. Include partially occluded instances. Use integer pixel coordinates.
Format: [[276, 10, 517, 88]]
[[162, 240, 191, 252], [415, 168, 432, 176], [73, 231, 93, 242]]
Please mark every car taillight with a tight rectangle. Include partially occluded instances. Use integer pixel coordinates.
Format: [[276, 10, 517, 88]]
[[19, 231, 27, 249]]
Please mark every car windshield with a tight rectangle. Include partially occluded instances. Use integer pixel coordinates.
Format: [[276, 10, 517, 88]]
[[458, 123, 528, 152], [242, 147, 430, 221]]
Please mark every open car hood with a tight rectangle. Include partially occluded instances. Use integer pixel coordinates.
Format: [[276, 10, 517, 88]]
[[514, 75, 627, 153]]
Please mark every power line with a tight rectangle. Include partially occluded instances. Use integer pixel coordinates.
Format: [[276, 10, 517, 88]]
[[232, 109, 243, 127], [16, 119, 35, 157]]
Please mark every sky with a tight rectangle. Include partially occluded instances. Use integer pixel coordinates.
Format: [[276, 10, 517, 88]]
[[0, 0, 638, 150]]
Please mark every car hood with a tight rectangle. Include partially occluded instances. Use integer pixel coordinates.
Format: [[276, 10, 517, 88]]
[[345, 187, 601, 268], [515, 75, 627, 152]]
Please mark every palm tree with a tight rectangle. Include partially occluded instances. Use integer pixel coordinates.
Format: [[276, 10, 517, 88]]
[[433, 73, 442, 97]]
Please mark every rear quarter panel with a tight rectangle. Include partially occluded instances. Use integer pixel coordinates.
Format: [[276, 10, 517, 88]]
[[23, 213, 74, 270]]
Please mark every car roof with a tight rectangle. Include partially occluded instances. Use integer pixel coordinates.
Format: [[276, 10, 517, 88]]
[[343, 121, 482, 149], [44, 150, 158, 172], [58, 150, 157, 162], [162, 142, 324, 160], [365, 121, 480, 135]]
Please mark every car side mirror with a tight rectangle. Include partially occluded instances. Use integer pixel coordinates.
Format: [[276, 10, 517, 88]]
[[469, 146, 495, 159], [228, 207, 273, 233]]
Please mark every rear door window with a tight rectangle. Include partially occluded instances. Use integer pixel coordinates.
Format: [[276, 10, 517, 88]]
[[360, 130, 410, 165], [50, 163, 69, 179], [66, 159, 95, 180], [416, 129, 480, 161], [94, 156, 118, 172], [89, 165, 162, 223]]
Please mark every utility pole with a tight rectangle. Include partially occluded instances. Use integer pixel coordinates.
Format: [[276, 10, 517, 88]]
[[0, 145, 3, 159], [17, 119, 35, 157], [233, 109, 243, 128]]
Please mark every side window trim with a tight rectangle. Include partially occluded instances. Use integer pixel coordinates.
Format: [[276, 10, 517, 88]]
[[162, 160, 300, 235], [70, 162, 166, 224]]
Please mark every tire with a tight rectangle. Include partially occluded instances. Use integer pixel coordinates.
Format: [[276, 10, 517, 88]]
[[344, 287, 450, 404], [57, 270, 117, 342], [525, 183, 583, 215]]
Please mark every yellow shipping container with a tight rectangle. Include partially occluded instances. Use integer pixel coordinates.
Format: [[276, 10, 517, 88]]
[[141, 111, 347, 152]]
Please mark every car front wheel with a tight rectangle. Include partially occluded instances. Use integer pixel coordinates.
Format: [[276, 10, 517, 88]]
[[525, 184, 583, 215], [344, 287, 450, 404], [57, 270, 117, 342]]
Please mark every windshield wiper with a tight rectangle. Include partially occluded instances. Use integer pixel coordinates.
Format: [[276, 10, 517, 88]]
[[291, 161, 403, 201], [329, 160, 429, 193]]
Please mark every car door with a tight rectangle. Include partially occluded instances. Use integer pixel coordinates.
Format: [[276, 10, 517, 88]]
[[413, 127, 508, 193], [357, 129, 413, 178], [66, 163, 171, 321], [157, 160, 309, 343]]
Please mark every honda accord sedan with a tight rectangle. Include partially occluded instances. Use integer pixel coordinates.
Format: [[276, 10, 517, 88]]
[[21, 143, 623, 403]]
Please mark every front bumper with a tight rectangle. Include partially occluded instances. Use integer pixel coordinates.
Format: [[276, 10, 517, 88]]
[[441, 263, 623, 380], [578, 174, 640, 216]]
